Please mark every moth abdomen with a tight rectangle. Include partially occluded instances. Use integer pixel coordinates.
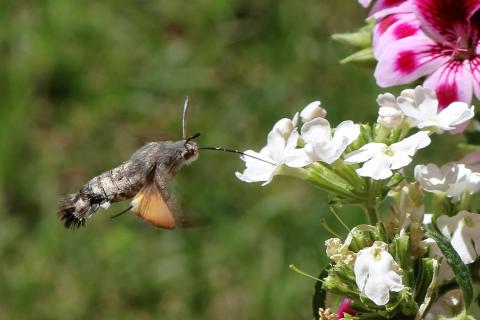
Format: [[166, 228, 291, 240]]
[[58, 162, 144, 229], [58, 193, 85, 228]]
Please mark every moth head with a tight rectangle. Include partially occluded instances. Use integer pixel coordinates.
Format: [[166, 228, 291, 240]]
[[181, 133, 200, 165]]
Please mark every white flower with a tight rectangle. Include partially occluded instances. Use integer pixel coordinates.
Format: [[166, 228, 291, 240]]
[[236, 115, 300, 185], [421, 238, 454, 284], [300, 101, 327, 123], [415, 163, 480, 201], [354, 241, 404, 306], [235, 147, 277, 185], [437, 211, 480, 264], [344, 131, 431, 180], [397, 86, 474, 133], [376, 89, 413, 128], [287, 118, 360, 167]]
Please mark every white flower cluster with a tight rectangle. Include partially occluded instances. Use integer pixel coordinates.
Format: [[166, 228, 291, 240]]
[[237, 86, 475, 184], [236, 85, 480, 316], [415, 163, 480, 201], [345, 86, 474, 180], [377, 86, 474, 133], [236, 101, 360, 184]]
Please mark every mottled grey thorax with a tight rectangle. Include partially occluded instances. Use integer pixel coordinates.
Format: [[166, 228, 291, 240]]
[[78, 141, 176, 206]]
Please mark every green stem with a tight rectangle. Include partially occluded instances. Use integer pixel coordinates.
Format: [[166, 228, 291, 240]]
[[365, 204, 379, 225], [277, 166, 309, 180], [333, 159, 366, 192], [364, 179, 381, 225], [459, 192, 472, 212], [305, 164, 364, 201]]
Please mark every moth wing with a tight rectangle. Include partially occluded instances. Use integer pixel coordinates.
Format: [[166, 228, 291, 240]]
[[131, 184, 177, 229]]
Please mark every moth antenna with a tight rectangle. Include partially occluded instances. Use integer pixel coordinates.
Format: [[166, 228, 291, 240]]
[[186, 132, 201, 144], [110, 206, 133, 219], [199, 147, 276, 165], [182, 96, 189, 140]]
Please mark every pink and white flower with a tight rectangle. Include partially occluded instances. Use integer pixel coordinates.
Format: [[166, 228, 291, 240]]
[[358, 0, 407, 16], [373, 11, 422, 59], [374, 0, 480, 108]]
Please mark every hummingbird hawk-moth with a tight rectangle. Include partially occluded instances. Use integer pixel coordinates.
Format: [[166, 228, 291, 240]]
[[58, 98, 200, 229]]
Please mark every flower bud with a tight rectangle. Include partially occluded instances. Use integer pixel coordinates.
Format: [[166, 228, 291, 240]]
[[325, 238, 356, 267], [272, 118, 294, 138], [377, 106, 403, 128], [376, 93, 403, 128], [300, 101, 327, 122]]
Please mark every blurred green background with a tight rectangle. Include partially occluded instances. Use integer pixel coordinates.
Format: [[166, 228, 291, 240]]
[[0, 1, 463, 319]]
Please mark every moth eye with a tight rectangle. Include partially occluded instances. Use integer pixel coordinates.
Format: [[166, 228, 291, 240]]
[[182, 148, 193, 159]]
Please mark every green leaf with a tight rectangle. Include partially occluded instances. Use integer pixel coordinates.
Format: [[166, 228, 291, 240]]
[[331, 31, 371, 48], [312, 268, 329, 320], [339, 48, 375, 65], [426, 231, 474, 308], [331, 20, 374, 48], [415, 258, 439, 320]]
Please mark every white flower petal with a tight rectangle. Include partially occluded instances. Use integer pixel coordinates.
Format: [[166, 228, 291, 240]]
[[437, 211, 480, 264], [267, 129, 287, 161], [300, 101, 326, 122], [391, 131, 431, 156], [413, 86, 438, 117], [283, 148, 311, 168], [235, 149, 277, 184], [397, 97, 423, 125], [344, 143, 386, 164], [301, 117, 331, 144], [285, 130, 299, 150], [332, 121, 360, 145], [377, 92, 398, 109], [467, 172, 480, 193], [389, 152, 412, 170], [354, 242, 404, 306], [272, 118, 294, 137], [356, 154, 393, 180], [435, 102, 474, 129], [415, 164, 444, 190], [450, 222, 478, 264]]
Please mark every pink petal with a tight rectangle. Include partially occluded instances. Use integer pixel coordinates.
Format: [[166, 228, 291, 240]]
[[374, 36, 448, 87], [337, 298, 356, 318], [424, 61, 473, 109], [468, 57, 480, 101], [373, 1, 415, 19], [411, 0, 480, 44], [374, 15, 401, 39], [459, 151, 480, 172], [373, 13, 423, 59], [369, 0, 407, 15]]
